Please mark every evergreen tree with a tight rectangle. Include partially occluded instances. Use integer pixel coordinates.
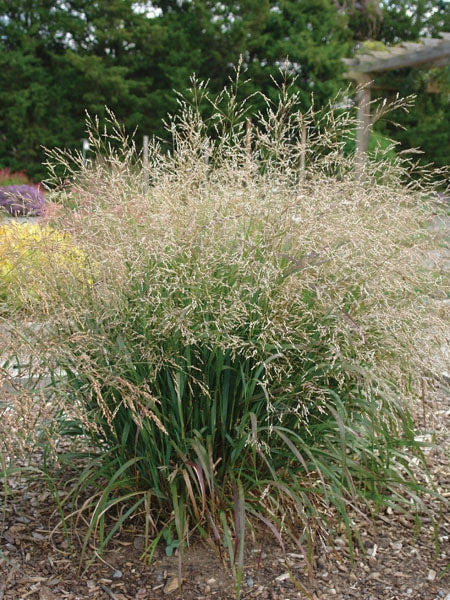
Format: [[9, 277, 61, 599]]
[[377, 1, 449, 168], [0, 0, 447, 177], [0, 0, 80, 179], [0, 1, 165, 179], [380, 0, 450, 42], [240, 0, 351, 110]]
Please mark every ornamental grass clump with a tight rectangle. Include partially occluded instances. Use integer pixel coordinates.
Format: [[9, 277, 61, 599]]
[[7, 75, 448, 586]]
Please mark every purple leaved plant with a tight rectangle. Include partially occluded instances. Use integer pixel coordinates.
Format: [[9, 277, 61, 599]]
[[0, 185, 46, 216]]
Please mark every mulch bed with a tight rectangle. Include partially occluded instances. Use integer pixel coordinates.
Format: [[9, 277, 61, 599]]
[[1, 387, 449, 600]]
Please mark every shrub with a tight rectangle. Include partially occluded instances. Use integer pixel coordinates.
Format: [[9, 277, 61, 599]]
[[0, 167, 31, 186], [0, 221, 86, 311], [0, 184, 46, 217], [8, 77, 448, 587]]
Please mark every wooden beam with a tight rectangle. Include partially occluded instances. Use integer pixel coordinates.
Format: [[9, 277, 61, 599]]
[[342, 33, 450, 182], [426, 55, 450, 68], [420, 37, 442, 47], [343, 39, 450, 78], [355, 76, 372, 180]]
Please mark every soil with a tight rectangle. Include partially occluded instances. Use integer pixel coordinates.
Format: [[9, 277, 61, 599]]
[[1, 385, 449, 600]]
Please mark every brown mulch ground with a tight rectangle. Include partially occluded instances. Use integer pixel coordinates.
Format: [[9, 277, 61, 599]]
[[1, 386, 449, 600]]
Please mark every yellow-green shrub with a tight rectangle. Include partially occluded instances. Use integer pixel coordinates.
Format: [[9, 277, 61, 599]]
[[0, 221, 86, 310]]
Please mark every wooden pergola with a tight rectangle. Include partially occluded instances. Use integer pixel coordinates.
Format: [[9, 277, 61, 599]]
[[342, 33, 450, 177]]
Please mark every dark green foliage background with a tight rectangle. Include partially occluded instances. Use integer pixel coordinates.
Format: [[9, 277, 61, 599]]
[[0, 0, 448, 181]]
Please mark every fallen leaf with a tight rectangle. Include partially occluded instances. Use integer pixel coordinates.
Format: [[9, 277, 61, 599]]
[[4, 523, 26, 544], [164, 576, 182, 594], [39, 586, 59, 600], [133, 535, 145, 551]]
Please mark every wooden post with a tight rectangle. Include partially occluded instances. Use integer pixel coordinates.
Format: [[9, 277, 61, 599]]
[[82, 139, 89, 165], [246, 118, 252, 157], [299, 124, 307, 182], [143, 135, 149, 171], [203, 138, 210, 166], [143, 135, 149, 189], [355, 75, 372, 180], [245, 118, 252, 183], [341, 34, 450, 179]]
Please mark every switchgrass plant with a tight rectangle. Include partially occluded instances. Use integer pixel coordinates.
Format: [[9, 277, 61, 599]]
[[5, 73, 448, 591]]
